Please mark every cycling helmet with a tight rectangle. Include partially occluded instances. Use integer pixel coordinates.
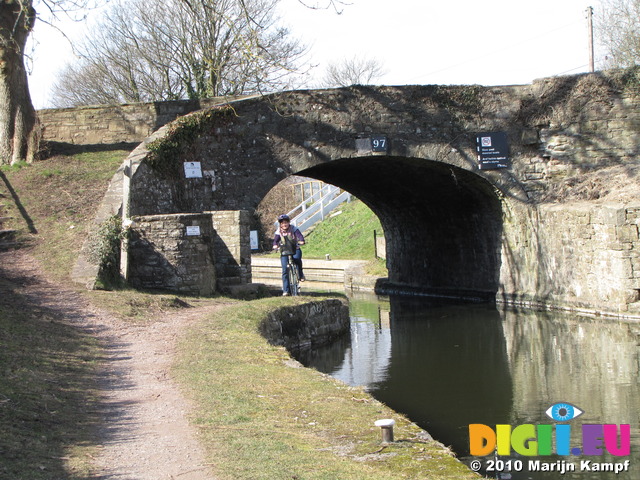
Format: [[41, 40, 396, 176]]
[[277, 214, 290, 222]]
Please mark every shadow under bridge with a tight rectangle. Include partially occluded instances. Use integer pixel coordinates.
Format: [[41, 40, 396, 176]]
[[299, 155, 504, 301]]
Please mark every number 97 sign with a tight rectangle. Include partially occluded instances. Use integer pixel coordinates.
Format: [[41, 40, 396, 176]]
[[371, 136, 388, 153]]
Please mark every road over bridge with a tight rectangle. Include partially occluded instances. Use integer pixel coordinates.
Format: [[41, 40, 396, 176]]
[[99, 70, 640, 316]]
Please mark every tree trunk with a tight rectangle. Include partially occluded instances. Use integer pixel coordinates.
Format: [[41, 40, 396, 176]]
[[0, 0, 39, 166]]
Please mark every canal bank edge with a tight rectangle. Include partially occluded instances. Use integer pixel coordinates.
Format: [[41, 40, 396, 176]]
[[259, 298, 351, 351], [177, 297, 478, 479], [256, 298, 478, 478], [253, 255, 640, 322]]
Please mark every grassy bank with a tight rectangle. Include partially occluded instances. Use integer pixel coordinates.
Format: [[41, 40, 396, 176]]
[[1, 149, 130, 282], [174, 296, 477, 479], [303, 199, 383, 260], [1, 149, 472, 479], [0, 275, 102, 480]]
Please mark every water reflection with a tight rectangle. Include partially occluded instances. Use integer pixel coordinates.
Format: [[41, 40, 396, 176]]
[[299, 296, 392, 386], [296, 293, 640, 480]]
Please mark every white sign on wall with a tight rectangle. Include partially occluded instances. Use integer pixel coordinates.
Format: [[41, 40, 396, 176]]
[[186, 225, 201, 236], [184, 161, 203, 178], [250, 230, 259, 250]]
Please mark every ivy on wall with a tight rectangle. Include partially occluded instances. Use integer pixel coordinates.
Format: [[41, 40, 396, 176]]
[[146, 105, 236, 178], [612, 65, 640, 96], [87, 214, 124, 289]]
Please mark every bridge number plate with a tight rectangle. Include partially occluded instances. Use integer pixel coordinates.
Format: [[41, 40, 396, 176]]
[[476, 132, 510, 170], [356, 136, 389, 155], [356, 135, 389, 155], [371, 136, 388, 152]]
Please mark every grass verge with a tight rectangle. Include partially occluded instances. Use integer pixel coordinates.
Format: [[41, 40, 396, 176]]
[[296, 199, 384, 260], [174, 296, 477, 480], [0, 275, 101, 480]]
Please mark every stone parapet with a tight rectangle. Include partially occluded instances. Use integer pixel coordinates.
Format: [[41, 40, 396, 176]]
[[38, 97, 235, 146], [126, 213, 216, 296]]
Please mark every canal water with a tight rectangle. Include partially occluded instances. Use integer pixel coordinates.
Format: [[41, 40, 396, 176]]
[[295, 293, 640, 480]]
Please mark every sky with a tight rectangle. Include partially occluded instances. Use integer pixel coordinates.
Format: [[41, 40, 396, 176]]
[[27, 0, 600, 109]]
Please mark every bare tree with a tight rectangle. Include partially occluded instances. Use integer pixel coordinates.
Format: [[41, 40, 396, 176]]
[[52, 0, 309, 106], [0, 0, 346, 163], [1, 0, 100, 165], [298, 0, 348, 12], [1, 1, 38, 165], [595, 0, 640, 68], [321, 55, 387, 87]]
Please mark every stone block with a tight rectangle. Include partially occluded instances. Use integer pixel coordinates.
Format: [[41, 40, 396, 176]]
[[520, 129, 539, 145], [617, 224, 639, 243], [219, 283, 265, 299], [597, 206, 627, 226]]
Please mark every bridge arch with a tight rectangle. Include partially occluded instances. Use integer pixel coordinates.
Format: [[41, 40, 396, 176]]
[[126, 86, 522, 298], [297, 156, 503, 298], [118, 76, 640, 314]]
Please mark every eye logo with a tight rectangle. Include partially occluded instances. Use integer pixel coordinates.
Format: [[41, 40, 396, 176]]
[[545, 402, 583, 421]]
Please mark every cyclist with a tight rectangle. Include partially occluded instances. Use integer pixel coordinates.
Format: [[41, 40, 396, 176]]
[[272, 214, 305, 295]]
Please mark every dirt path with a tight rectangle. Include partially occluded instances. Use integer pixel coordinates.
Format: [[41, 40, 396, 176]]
[[1, 251, 220, 479]]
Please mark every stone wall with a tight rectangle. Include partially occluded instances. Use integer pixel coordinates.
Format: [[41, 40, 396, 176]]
[[259, 299, 350, 351], [501, 202, 640, 315], [210, 210, 252, 289], [125, 210, 251, 295], [38, 97, 231, 145], [126, 213, 216, 295]]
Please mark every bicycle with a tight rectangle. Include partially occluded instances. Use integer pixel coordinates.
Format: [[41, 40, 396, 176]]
[[282, 251, 300, 296]]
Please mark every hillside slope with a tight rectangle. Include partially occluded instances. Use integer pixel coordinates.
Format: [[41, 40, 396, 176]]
[[301, 198, 384, 260]]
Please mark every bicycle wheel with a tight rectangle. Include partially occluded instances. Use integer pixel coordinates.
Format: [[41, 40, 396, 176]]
[[288, 260, 299, 296]]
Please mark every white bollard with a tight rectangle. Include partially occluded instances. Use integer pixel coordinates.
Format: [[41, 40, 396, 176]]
[[374, 418, 395, 443]]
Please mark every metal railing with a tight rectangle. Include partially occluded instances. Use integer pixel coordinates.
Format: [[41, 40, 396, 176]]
[[276, 184, 351, 234]]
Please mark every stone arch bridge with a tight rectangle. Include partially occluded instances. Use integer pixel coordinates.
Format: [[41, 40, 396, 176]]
[[78, 71, 640, 317]]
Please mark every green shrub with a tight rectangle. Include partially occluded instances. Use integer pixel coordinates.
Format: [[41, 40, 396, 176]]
[[87, 215, 124, 288]]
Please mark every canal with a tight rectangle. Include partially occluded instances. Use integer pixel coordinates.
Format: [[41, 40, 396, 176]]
[[295, 293, 640, 479]]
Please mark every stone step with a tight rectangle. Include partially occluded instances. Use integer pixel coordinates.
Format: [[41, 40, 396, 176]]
[[219, 283, 266, 299], [0, 241, 20, 251], [252, 265, 345, 284], [216, 276, 244, 287], [251, 256, 368, 285]]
